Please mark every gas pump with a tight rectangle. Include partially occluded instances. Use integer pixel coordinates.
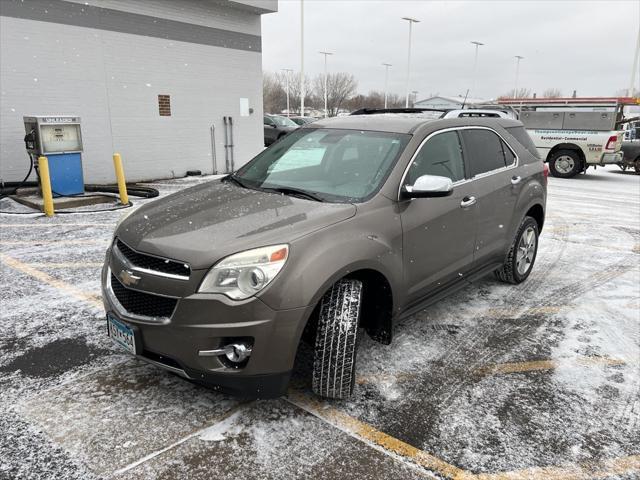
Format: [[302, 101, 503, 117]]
[[23, 116, 84, 196]]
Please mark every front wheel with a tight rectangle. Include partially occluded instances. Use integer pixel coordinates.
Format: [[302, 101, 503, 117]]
[[312, 279, 363, 399], [495, 216, 539, 284], [548, 149, 582, 178]]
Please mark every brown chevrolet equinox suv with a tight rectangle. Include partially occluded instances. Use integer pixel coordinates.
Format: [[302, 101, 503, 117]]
[[102, 113, 547, 399]]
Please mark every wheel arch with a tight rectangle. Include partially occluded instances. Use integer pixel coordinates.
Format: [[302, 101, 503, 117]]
[[525, 203, 545, 233], [301, 264, 396, 347], [546, 143, 587, 168]]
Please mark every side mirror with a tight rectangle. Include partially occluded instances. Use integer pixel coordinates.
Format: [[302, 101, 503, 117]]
[[401, 175, 453, 199]]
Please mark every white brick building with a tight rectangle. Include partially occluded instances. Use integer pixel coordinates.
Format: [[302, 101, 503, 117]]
[[0, 0, 276, 183]]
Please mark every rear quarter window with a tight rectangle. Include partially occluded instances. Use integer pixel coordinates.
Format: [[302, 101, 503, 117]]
[[506, 126, 540, 159]]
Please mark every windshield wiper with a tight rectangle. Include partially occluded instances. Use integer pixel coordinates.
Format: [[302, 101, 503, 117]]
[[225, 174, 249, 189], [264, 186, 325, 202]]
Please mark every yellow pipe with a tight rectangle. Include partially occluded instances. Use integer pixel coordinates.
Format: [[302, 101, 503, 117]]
[[38, 156, 55, 217], [112, 153, 129, 205]]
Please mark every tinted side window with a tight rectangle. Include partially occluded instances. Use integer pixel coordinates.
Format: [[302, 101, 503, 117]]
[[501, 140, 516, 165], [506, 126, 540, 158], [407, 131, 465, 184], [461, 129, 507, 176]]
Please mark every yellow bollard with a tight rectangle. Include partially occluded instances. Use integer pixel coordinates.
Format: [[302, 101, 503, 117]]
[[38, 156, 55, 217], [112, 153, 129, 205]]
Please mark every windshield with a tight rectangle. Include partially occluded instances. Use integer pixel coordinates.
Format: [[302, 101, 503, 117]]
[[270, 115, 298, 127], [234, 128, 410, 202]]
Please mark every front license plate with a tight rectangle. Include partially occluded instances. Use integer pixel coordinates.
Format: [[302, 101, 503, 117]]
[[107, 314, 137, 355]]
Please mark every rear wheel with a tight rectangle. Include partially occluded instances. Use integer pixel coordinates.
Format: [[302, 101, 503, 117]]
[[548, 149, 582, 178], [495, 216, 539, 284], [312, 279, 363, 399]]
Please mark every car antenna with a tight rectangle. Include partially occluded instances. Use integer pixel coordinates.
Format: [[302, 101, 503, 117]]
[[461, 89, 470, 109]]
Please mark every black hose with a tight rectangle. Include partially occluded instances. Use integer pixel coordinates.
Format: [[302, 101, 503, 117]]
[[0, 153, 35, 199], [0, 181, 158, 198]]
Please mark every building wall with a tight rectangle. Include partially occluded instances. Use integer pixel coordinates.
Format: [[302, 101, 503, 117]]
[[0, 0, 273, 184]]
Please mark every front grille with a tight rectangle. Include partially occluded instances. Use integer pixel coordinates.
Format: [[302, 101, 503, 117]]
[[110, 273, 177, 318], [115, 239, 191, 278]]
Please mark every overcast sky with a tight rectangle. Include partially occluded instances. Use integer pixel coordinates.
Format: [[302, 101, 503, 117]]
[[262, 0, 640, 101]]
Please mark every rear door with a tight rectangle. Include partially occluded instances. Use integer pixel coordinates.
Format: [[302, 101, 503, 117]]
[[459, 128, 521, 267], [400, 130, 477, 303]]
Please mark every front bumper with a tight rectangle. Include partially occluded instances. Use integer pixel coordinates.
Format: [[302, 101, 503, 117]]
[[101, 261, 311, 398], [598, 151, 623, 165]]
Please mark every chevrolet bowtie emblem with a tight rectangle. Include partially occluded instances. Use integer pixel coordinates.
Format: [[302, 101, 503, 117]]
[[119, 269, 141, 287]]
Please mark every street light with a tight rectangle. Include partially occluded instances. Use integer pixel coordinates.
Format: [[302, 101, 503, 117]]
[[514, 55, 524, 99], [402, 16, 420, 108], [319, 51, 334, 117], [470, 41, 484, 97], [382, 63, 392, 108], [281, 68, 293, 117], [300, 0, 305, 116]]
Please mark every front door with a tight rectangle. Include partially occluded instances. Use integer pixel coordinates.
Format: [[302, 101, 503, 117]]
[[400, 130, 477, 303]]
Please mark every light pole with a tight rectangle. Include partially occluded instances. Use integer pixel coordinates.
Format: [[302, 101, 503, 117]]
[[513, 55, 524, 98], [382, 63, 392, 108], [300, 0, 305, 116], [470, 41, 484, 97], [411, 90, 418, 107], [281, 68, 293, 117], [629, 25, 640, 97], [319, 51, 333, 117], [402, 16, 420, 108]]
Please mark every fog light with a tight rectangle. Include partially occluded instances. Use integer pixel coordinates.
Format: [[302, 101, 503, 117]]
[[225, 343, 252, 363]]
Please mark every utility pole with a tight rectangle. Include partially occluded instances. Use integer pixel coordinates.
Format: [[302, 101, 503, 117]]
[[300, 0, 305, 116], [629, 24, 640, 97], [319, 51, 333, 117], [382, 63, 392, 108], [470, 41, 484, 97], [281, 68, 293, 117], [514, 55, 524, 99], [402, 17, 420, 108]]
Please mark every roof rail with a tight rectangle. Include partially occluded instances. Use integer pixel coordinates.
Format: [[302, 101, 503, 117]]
[[350, 107, 447, 116]]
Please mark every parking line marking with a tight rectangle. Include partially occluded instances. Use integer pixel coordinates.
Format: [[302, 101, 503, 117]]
[[475, 454, 640, 480], [474, 356, 626, 376], [286, 390, 469, 479], [0, 253, 102, 309], [111, 402, 251, 476]]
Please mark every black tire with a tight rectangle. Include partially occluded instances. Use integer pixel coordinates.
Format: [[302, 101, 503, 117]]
[[548, 149, 582, 178], [494, 216, 539, 284], [312, 279, 363, 399]]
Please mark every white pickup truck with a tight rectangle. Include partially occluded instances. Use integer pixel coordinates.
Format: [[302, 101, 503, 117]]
[[495, 97, 634, 178]]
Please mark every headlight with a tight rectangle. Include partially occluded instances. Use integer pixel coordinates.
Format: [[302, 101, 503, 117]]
[[198, 244, 289, 300]]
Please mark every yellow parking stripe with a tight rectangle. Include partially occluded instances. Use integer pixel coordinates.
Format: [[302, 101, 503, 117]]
[[476, 454, 640, 480], [475, 356, 625, 376], [287, 390, 470, 479], [0, 253, 102, 309]]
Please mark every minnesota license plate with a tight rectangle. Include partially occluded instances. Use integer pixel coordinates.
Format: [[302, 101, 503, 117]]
[[107, 314, 137, 355]]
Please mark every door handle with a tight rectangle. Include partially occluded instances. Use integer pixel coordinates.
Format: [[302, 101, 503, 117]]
[[511, 175, 522, 185], [460, 196, 476, 208]]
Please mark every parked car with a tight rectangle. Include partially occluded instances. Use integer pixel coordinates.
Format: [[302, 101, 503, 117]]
[[619, 141, 640, 173], [264, 114, 298, 146], [103, 114, 546, 400], [289, 116, 317, 126]]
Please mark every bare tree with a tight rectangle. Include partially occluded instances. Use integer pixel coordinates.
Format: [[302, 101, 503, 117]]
[[542, 88, 563, 98], [312, 72, 358, 116], [263, 72, 285, 114], [344, 90, 404, 111], [498, 88, 532, 99]]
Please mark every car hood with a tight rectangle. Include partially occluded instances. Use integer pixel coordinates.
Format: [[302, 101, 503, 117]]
[[116, 179, 356, 270]]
